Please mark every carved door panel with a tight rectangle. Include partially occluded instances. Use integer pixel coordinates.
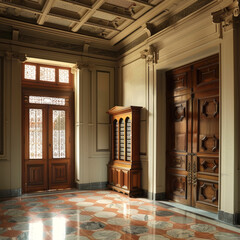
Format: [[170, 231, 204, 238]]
[[192, 90, 219, 212], [192, 54, 219, 93], [166, 94, 192, 206], [23, 95, 73, 193]]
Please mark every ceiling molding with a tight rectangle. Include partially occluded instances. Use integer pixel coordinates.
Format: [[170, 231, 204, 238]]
[[0, 17, 113, 49], [110, 0, 177, 45]]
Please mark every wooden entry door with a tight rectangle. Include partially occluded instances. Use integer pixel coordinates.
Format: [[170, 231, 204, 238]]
[[166, 54, 219, 212], [23, 94, 73, 193]]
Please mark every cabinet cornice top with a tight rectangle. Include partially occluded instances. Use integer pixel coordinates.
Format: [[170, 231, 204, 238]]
[[107, 106, 142, 115]]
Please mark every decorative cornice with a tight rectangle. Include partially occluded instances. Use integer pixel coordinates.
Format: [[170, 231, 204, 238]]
[[212, 0, 239, 30], [5, 51, 27, 62], [76, 62, 95, 70], [140, 45, 158, 63]]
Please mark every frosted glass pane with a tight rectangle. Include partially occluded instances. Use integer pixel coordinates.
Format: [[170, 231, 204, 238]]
[[29, 96, 65, 106], [59, 69, 69, 83], [29, 109, 42, 159], [40, 67, 55, 82], [24, 64, 36, 80], [53, 110, 66, 158]]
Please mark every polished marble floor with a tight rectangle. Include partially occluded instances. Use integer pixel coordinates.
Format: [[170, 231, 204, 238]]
[[1, 190, 240, 239]]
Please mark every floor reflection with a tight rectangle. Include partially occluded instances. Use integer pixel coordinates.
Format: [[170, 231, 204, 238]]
[[52, 217, 66, 240], [29, 221, 43, 240], [0, 190, 240, 239]]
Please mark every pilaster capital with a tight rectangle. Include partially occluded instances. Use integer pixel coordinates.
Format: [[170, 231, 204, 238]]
[[76, 62, 95, 71], [212, 0, 239, 31], [140, 45, 158, 64], [5, 51, 27, 62]]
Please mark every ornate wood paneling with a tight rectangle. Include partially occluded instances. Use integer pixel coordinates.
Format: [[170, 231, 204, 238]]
[[25, 163, 48, 192], [27, 164, 45, 186], [197, 180, 218, 207], [166, 65, 192, 97], [169, 154, 187, 170], [198, 157, 219, 175], [171, 175, 187, 199], [168, 100, 189, 153], [166, 54, 219, 212], [193, 54, 219, 92], [50, 162, 69, 185], [0, 57, 3, 155]]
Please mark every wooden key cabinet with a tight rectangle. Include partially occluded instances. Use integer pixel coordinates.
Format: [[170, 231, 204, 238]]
[[107, 106, 142, 197]]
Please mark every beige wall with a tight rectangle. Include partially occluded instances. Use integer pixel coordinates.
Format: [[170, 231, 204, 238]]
[[76, 66, 115, 185], [0, 43, 116, 194], [120, 58, 149, 191]]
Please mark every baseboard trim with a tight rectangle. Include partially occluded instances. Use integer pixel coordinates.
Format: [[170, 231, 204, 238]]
[[218, 210, 240, 225], [76, 182, 108, 190], [146, 191, 166, 200], [0, 188, 22, 198]]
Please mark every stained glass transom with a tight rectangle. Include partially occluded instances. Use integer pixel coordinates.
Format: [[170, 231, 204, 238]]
[[59, 69, 69, 83], [24, 64, 36, 80], [29, 109, 43, 159], [53, 110, 66, 159], [40, 67, 55, 82], [29, 96, 65, 106]]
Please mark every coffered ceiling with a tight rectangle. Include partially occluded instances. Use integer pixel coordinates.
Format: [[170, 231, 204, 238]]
[[0, 0, 216, 57]]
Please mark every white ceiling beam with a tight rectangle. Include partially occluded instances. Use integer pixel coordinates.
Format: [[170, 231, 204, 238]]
[[71, 0, 106, 32], [110, 0, 177, 45], [37, 0, 56, 25]]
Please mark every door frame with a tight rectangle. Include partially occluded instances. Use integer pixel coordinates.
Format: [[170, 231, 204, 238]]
[[22, 87, 75, 193]]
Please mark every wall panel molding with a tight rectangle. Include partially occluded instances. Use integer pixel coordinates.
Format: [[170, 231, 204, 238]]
[[0, 57, 3, 155]]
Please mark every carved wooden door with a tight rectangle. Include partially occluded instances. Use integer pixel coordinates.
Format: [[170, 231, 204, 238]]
[[166, 54, 219, 212], [166, 94, 192, 206], [23, 94, 73, 193]]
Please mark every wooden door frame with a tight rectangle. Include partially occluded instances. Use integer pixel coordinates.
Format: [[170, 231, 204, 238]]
[[22, 87, 75, 193]]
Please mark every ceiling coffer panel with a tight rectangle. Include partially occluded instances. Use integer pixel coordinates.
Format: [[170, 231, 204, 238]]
[[52, 1, 83, 14], [49, 7, 81, 20], [105, 0, 133, 9], [0, 6, 39, 21], [80, 25, 111, 38], [45, 15, 73, 27], [92, 11, 116, 21]]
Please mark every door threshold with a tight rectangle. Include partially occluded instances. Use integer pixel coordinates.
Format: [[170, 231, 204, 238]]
[[158, 200, 218, 221], [22, 188, 82, 198]]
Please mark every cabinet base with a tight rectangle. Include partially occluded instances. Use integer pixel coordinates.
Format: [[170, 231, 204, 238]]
[[108, 184, 143, 198]]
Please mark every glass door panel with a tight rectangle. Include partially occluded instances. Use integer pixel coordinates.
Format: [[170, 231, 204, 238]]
[[53, 110, 66, 159], [29, 109, 43, 159]]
